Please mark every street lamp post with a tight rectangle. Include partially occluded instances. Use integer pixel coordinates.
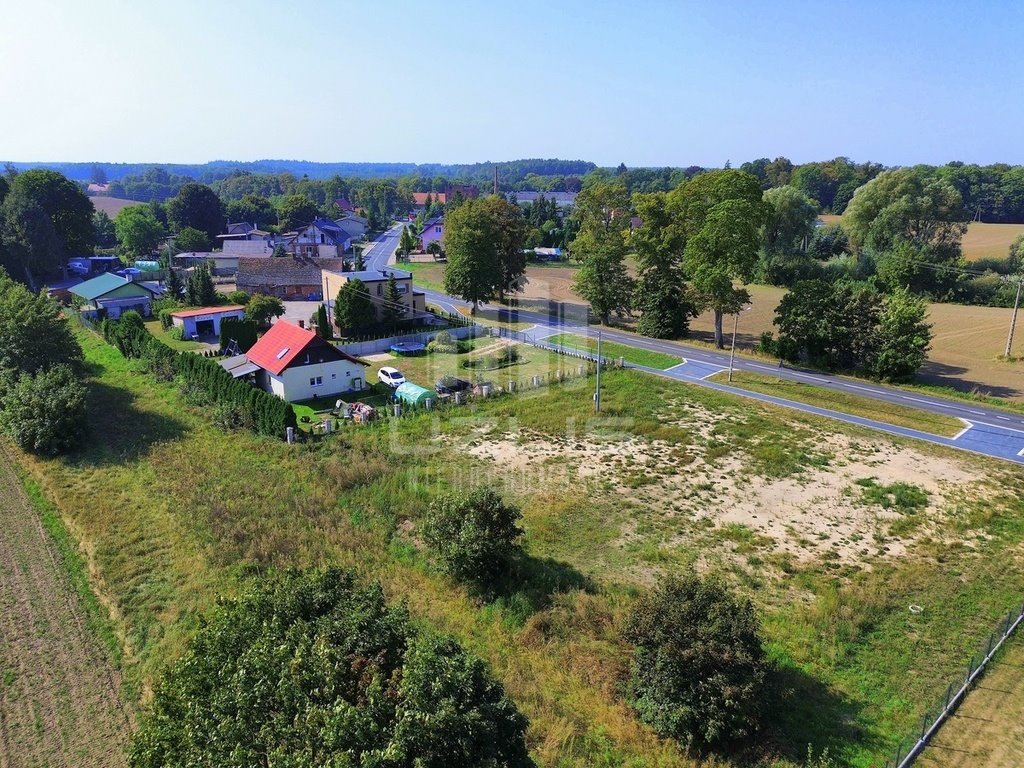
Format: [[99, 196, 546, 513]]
[[727, 305, 751, 383]]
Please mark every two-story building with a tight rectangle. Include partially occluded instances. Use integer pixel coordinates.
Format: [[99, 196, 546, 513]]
[[282, 218, 353, 259], [321, 268, 426, 324], [419, 216, 444, 252], [237, 256, 348, 300]]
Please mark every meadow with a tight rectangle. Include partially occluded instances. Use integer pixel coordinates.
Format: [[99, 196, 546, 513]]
[[13, 325, 1024, 767]]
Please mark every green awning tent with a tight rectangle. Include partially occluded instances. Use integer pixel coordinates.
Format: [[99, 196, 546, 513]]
[[394, 382, 434, 407]]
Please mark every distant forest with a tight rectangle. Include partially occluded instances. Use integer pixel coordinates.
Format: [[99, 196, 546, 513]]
[[0, 158, 597, 186]]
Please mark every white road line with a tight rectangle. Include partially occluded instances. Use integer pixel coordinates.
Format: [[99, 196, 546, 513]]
[[1018, 446, 1024, 457], [969, 410, 987, 416], [665, 361, 691, 372], [952, 420, 974, 441], [750, 363, 780, 371], [997, 416, 1011, 421]]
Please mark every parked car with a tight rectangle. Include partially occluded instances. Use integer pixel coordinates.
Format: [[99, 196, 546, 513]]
[[435, 376, 471, 395], [378, 366, 406, 387]]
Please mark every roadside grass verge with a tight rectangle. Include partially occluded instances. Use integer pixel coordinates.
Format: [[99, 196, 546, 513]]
[[710, 371, 966, 437], [400, 262, 445, 291], [545, 332, 682, 370], [13, 327, 1024, 767]]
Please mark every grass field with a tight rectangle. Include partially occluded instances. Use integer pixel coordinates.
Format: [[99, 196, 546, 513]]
[[915, 636, 1024, 767], [544, 332, 682, 369], [0, 450, 129, 767], [708, 371, 966, 437], [14, 326, 1024, 767]]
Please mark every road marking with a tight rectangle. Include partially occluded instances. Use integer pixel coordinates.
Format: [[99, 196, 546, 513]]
[[952, 420, 974, 441], [997, 416, 1011, 421], [665, 361, 691, 372], [1018, 447, 1024, 457], [750, 363, 780, 371]]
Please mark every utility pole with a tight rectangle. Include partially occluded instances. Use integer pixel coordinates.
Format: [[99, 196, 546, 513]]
[[1006, 279, 1023, 358], [594, 330, 602, 413], [728, 311, 740, 382]]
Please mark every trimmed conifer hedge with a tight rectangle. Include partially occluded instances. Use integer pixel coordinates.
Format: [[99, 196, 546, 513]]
[[102, 312, 296, 439]]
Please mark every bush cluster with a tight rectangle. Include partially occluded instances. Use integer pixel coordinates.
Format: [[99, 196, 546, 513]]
[[102, 312, 295, 439], [461, 346, 521, 371], [130, 569, 533, 768]]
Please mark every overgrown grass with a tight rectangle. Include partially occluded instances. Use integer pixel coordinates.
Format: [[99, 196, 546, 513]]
[[545, 333, 682, 370], [143, 319, 203, 352], [13, 326, 1024, 768], [712, 371, 966, 437]]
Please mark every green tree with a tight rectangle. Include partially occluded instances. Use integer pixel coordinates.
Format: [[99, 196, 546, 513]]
[[683, 198, 766, 347], [570, 181, 635, 324], [333, 279, 376, 335], [399, 224, 417, 256], [354, 250, 366, 271], [381, 273, 406, 329], [185, 263, 217, 307], [845, 167, 968, 296], [481, 196, 528, 300], [623, 573, 767, 750], [166, 182, 224, 241], [225, 194, 276, 229], [423, 488, 523, 584], [867, 286, 932, 381], [631, 191, 696, 338], [226, 289, 250, 305], [172, 226, 210, 253], [164, 268, 184, 301], [1, 194, 62, 284], [0, 365, 87, 456], [129, 569, 532, 768], [276, 194, 320, 231], [3, 169, 95, 264], [114, 205, 165, 259], [315, 303, 331, 338], [93, 210, 117, 249], [762, 185, 818, 254], [443, 198, 502, 311], [245, 292, 285, 329], [0, 268, 83, 386]]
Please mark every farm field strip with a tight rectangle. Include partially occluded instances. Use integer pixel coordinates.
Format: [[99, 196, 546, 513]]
[[0, 451, 129, 768]]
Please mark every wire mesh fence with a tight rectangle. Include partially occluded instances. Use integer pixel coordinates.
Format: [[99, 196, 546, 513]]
[[884, 600, 1024, 768]]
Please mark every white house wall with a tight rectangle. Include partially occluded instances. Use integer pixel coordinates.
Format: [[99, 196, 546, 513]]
[[269, 359, 367, 402]]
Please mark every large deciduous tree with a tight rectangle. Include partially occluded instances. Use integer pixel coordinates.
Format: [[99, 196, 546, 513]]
[[225, 193, 276, 229], [166, 183, 224, 241], [480, 195, 528, 301], [844, 167, 969, 297], [277, 194, 320, 231], [683, 198, 766, 347], [570, 181, 635, 324], [762, 185, 818, 254], [631, 192, 696, 338], [443, 198, 502, 311], [114, 205, 165, 259], [129, 569, 533, 768]]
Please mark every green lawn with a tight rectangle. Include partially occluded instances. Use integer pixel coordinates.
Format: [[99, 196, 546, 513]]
[[545, 332, 682, 370], [143, 319, 203, 352], [13, 325, 1024, 768], [712, 371, 966, 437]]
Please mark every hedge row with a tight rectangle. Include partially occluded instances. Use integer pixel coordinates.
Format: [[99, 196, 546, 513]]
[[102, 313, 296, 440]]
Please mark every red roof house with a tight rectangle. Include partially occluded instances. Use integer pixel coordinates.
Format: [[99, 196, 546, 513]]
[[245, 321, 368, 401]]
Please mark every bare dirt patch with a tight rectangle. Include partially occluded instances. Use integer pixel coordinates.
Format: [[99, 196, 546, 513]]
[[0, 453, 129, 768], [457, 417, 987, 577], [917, 638, 1024, 768]]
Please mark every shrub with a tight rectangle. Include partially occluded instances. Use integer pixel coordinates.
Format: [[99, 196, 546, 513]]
[[423, 488, 523, 584], [167, 325, 184, 341], [0, 365, 87, 455], [226, 289, 250, 305], [129, 569, 532, 768], [427, 329, 458, 353], [623, 572, 768, 750]]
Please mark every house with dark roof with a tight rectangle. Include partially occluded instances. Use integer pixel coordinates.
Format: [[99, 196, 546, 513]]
[[333, 214, 368, 241], [69, 273, 160, 318], [236, 256, 347, 300], [244, 320, 369, 401], [282, 218, 353, 258], [333, 197, 357, 213]]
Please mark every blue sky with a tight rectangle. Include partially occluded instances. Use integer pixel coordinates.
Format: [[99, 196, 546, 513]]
[[2, 0, 1021, 167]]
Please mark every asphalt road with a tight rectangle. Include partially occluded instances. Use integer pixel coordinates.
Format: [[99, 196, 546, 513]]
[[364, 225, 1024, 465]]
